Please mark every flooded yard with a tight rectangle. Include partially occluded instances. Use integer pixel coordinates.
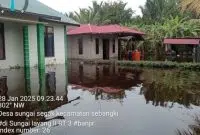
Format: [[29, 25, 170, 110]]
[[0, 61, 200, 135]]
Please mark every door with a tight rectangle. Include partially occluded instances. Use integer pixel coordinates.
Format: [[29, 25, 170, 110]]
[[103, 39, 110, 60]]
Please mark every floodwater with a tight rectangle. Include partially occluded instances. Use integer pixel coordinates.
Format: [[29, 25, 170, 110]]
[[0, 61, 200, 135]]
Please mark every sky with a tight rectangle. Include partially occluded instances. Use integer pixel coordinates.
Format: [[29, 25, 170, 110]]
[[38, 0, 146, 16]]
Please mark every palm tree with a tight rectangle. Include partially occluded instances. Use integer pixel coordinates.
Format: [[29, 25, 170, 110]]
[[140, 0, 180, 24], [180, 0, 200, 15], [66, 0, 134, 25]]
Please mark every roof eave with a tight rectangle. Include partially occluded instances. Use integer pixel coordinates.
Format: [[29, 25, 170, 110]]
[[1, 7, 80, 26], [67, 32, 145, 36], [39, 18, 80, 26], [1, 7, 61, 20]]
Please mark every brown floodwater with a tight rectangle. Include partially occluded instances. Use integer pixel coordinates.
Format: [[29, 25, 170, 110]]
[[0, 60, 200, 135]]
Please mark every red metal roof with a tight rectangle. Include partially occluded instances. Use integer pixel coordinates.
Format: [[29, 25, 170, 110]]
[[164, 38, 200, 45], [67, 24, 145, 35]]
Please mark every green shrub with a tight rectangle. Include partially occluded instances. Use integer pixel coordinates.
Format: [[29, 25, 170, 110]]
[[118, 61, 200, 70]]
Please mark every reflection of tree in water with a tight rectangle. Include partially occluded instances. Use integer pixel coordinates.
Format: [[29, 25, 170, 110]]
[[141, 70, 200, 107], [177, 117, 200, 135]]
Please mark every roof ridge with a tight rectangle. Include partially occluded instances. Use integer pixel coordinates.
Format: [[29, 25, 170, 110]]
[[67, 24, 145, 35]]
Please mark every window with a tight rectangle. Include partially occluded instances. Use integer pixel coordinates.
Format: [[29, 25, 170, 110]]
[[78, 38, 83, 55], [0, 23, 5, 60], [44, 26, 54, 57], [96, 38, 99, 54], [113, 39, 115, 53]]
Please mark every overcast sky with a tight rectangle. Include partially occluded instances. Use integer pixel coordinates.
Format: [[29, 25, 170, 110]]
[[38, 0, 146, 16]]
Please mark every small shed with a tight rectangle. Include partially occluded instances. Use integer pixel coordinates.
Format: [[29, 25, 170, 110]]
[[164, 38, 200, 62]]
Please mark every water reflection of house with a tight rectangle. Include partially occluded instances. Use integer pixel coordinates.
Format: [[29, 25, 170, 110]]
[[0, 0, 78, 69], [164, 38, 200, 62], [0, 64, 67, 97], [68, 61, 143, 100], [67, 24, 144, 60]]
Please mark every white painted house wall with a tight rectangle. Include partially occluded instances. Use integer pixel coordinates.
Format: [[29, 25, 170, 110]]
[[28, 25, 38, 67], [68, 35, 118, 60], [0, 22, 24, 69], [0, 21, 66, 69]]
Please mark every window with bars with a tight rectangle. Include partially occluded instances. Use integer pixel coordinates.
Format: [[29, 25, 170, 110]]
[[44, 26, 54, 57], [113, 39, 115, 53], [78, 38, 83, 55], [96, 38, 99, 54], [0, 23, 5, 60]]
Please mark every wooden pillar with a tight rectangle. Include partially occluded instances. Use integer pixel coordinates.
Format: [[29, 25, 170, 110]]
[[23, 25, 31, 95]]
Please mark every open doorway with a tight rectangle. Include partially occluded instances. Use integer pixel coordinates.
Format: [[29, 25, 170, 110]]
[[103, 39, 110, 60]]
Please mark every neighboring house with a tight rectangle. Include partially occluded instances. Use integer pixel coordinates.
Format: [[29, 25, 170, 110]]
[[67, 24, 144, 60], [0, 0, 79, 69], [164, 38, 200, 62]]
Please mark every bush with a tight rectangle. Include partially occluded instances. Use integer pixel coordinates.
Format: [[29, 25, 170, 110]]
[[118, 61, 200, 70]]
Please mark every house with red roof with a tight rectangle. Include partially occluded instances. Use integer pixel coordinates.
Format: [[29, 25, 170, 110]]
[[164, 38, 200, 62], [67, 24, 144, 60]]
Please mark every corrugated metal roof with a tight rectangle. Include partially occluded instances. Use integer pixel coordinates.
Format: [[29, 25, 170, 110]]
[[0, 0, 79, 25], [164, 38, 200, 45], [67, 24, 145, 35]]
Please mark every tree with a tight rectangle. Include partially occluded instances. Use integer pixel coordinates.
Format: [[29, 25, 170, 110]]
[[180, 0, 200, 15], [67, 1, 134, 25], [127, 16, 200, 60], [140, 0, 181, 24]]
